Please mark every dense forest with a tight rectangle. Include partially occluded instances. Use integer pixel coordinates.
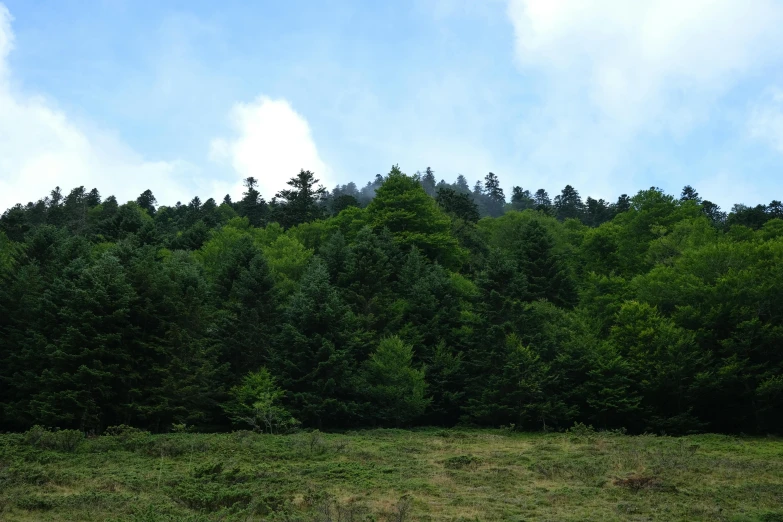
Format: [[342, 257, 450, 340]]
[[1, 167, 782, 436]]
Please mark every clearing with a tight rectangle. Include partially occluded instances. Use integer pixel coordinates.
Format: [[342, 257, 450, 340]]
[[1, 427, 782, 521]]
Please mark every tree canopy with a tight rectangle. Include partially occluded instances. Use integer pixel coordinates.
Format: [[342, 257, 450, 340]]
[[1, 169, 782, 435]]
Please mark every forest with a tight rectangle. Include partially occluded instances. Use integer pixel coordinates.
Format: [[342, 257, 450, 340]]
[[1, 166, 782, 436]]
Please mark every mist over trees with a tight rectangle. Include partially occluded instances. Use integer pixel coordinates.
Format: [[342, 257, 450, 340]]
[[2, 166, 782, 435]]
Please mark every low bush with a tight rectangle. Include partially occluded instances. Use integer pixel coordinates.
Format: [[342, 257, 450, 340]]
[[565, 422, 597, 443], [444, 455, 481, 470], [23, 426, 83, 452]]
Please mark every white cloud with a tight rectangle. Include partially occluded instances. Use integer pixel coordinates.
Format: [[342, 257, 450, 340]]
[[749, 88, 783, 155], [506, 0, 783, 203], [210, 96, 331, 201], [509, 0, 783, 111], [0, 4, 221, 213]]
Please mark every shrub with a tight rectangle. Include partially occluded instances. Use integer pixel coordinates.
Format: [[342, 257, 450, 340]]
[[142, 436, 187, 458], [170, 481, 253, 512], [193, 462, 223, 479], [304, 491, 371, 522], [565, 422, 597, 443], [291, 430, 333, 456], [54, 430, 84, 452], [103, 425, 151, 451], [23, 426, 83, 452], [222, 368, 299, 434], [444, 455, 481, 470], [15, 494, 55, 511]]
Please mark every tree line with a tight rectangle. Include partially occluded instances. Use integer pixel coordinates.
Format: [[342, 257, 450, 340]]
[[1, 167, 782, 435]]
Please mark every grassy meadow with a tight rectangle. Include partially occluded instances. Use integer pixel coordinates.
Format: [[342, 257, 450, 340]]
[[1, 427, 782, 521]]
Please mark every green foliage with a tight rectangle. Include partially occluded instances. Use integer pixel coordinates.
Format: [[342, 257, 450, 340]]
[[2, 175, 783, 436], [367, 166, 465, 268], [261, 234, 313, 294], [2, 430, 781, 521], [362, 336, 430, 427], [443, 454, 481, 470], [23, 425, 84, 452], [222, 369, 299, 434], [436, 187, 480, 223], [274, 169, 327, 228]]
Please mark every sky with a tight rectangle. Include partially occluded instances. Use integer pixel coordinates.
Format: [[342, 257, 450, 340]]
[[1, 0, 783, 213]]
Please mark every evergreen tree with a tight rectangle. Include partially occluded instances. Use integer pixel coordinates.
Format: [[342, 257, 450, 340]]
[[367, 166, 464, 268], [701, 200, 726, 227], [362, 336, 430, 427], [86, 188, 102, 207], [483, 172, 506, 217], [455, 175, 471, 193], [3, 175, 783, 436], [239, 177, 269, 227], [584, 197, 612, 226], [275, 170, 327, 228], [614, 194, 631, 214], [212, 237, 280, 380], [136, 190, 157, 216], [332, 194, 360, 215], [518, 221, 576, 307], [511, 186, 535, 211], [421, 167, 437, 196], [680, 185, 701, 203], [273, 258, 363, 428], [534, 189, 552, 212], [436, 187, 480, 223], [554, 185, 584, 221]]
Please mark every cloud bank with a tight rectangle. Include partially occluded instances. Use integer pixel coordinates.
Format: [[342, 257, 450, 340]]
[[0, 4, 207, 211], [507, 0, 783, 205], [210, 96, 332, 201], [0, 4, 327, 213]]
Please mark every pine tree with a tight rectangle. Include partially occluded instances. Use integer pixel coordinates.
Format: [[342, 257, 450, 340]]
[[436, 187, 480, 223], [518, 221, 576, 307], [239, 177, 269, 227], [455, 175, 471, 193], [483, 172, 506, 217], [680, 185, 701, 203], [554, 185, 584, 221], [367, 166, 464, 268], [534, 189, 552, 212], [213, 238, 280, 379], [275, 170, 327, 228], [614, 194, 631, 214], [273, 258, 363, 428], [421, 167, 437, 196], [511, 186, 534, 211], [362, 336, 430, 427], [136, 190, 157, 216]]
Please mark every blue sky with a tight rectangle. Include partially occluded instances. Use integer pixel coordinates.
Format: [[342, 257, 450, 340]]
[[1, 0, 783, 212]]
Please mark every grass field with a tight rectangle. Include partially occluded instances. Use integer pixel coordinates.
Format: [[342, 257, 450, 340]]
[[1, 426, 782, 521]]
